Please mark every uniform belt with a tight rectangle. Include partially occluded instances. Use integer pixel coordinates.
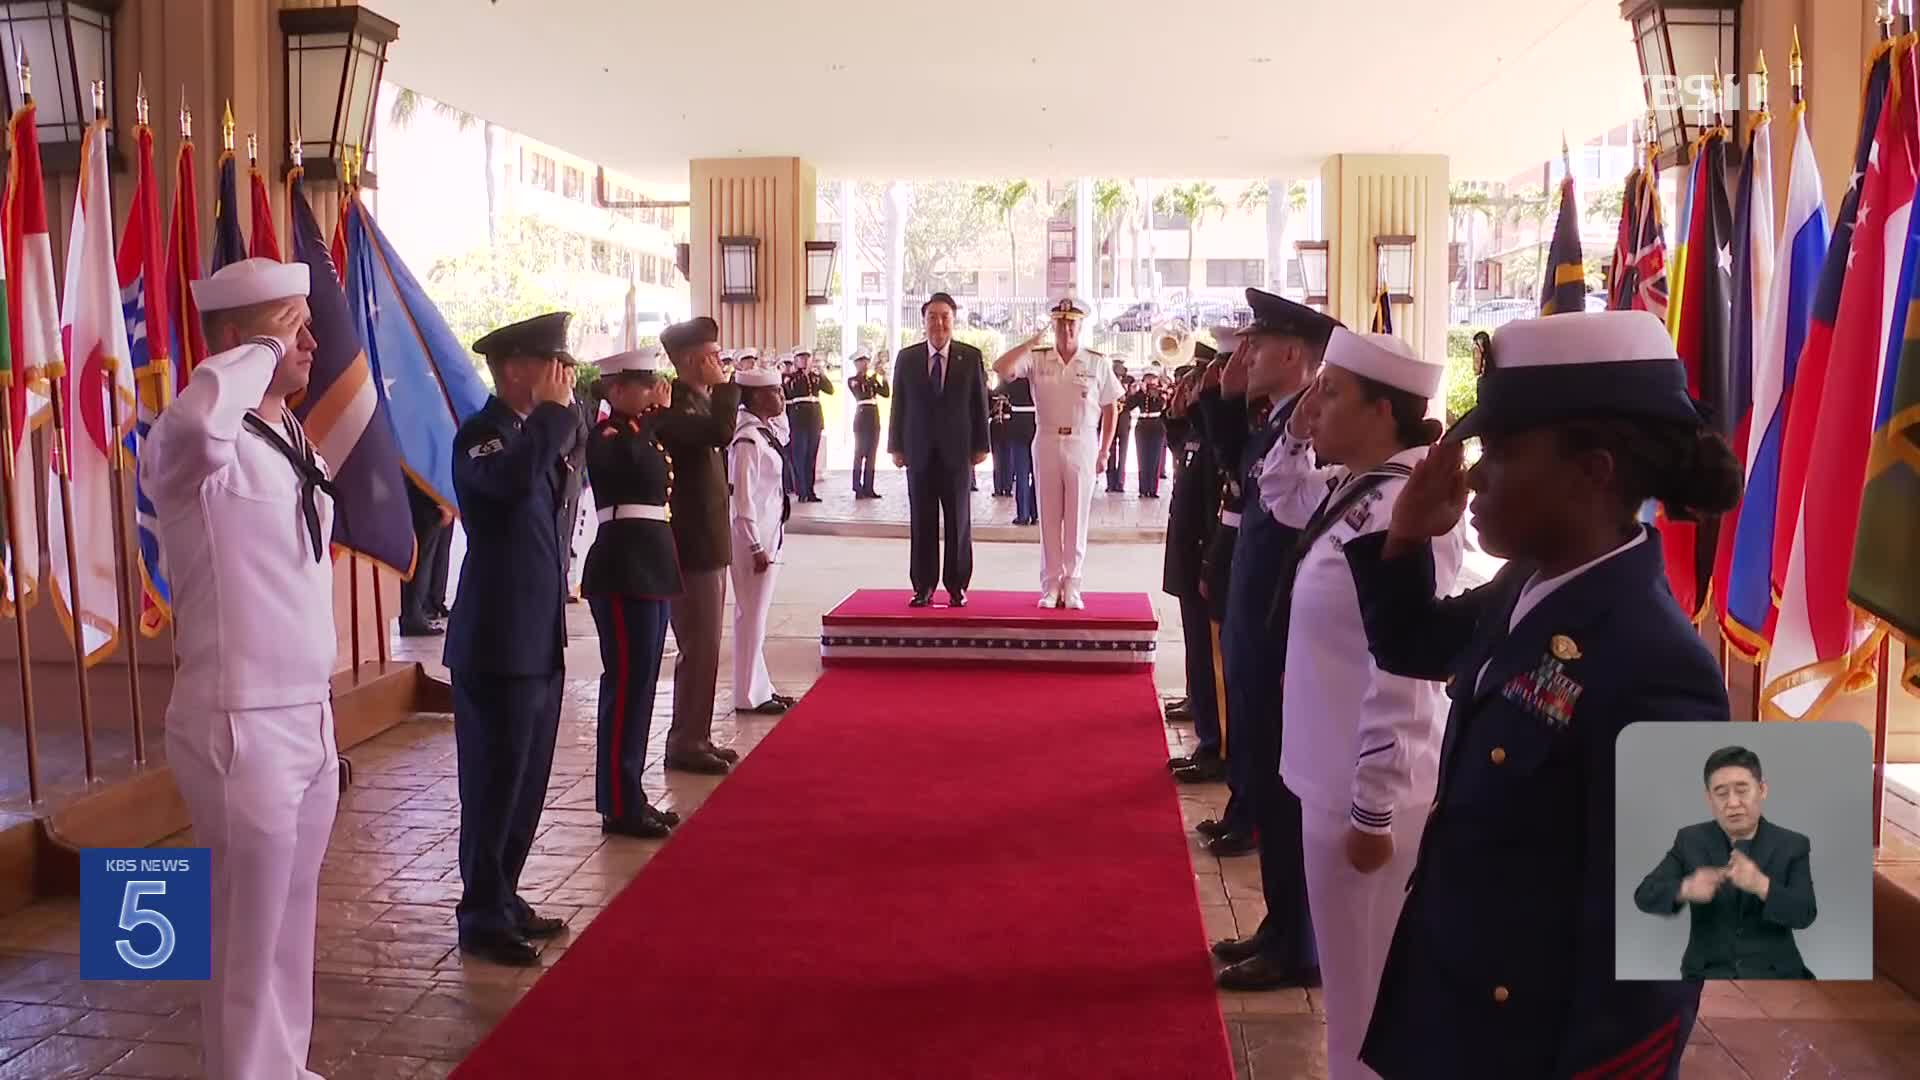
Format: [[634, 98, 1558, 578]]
[[1054, 427, 1079, 436], [857, 400, 880, 408], [1219, 510, 1242, 528], [1138, 412, 1164, 419], [597, 504, 671, 523], [789, 396, 821, 404], [1010, 406, 1037, 413]]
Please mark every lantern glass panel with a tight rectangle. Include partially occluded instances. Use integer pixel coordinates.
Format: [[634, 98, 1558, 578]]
[[723, 243, 756, 298], [342, 35, 380, 153], [0, 5, 71, 139], [1378, 244, 1414, 295], [1299, 247, 1327, 296], [806, 245, 836, 300], [292, 31, 349, 159]]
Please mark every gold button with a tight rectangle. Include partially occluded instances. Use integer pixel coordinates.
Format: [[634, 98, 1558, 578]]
[[1493, 986, 1510, 1004], [1490, 747, 1507, 765]]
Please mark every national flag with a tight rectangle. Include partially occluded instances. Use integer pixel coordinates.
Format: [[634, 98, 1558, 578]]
[[46, 113, 137, 665], [0, 210, 18, 617], [1607, 168, 1642, 310], [2, 100, 60, 618], [1669, 149, 1702, 338], [1370, 289, 1392, 335], [330, 194, 349, 280], [163, 137, 207, 392], [343, 195, 491, 515], [1632, 149, 1672, 321], [1766, 43, 1909, 721], [211, 148, 246, 272], [1709, 111, 1775, 636], [1720, 101, 1829, 659], [1660, 127, 1734, 619], [288, 174, 415, 574], [1539, 172, 1586, 315], [249, 163, 281, 261], [114, 117, 175, 637]]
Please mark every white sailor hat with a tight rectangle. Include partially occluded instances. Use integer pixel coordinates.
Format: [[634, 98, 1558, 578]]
[[1323, 328, 1446, 399], [1445, 310, 1700, 443], [736, 368, 782, 388], [596, 347, 666, 376], [736, 345, 761, 362], [190, 257, 311, 311], [719, 348, 737, 363], [792, 347, 813, 358]]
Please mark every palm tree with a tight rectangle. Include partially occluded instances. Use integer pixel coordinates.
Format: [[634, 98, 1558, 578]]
[[1153, 181, 1227, 296], [1239, 180, 1309, 289], [390, 86, 499, 247], [972, 180, 1034, 297], [1090, 179, 1134, 300], [1449, 181, 1495, 308]]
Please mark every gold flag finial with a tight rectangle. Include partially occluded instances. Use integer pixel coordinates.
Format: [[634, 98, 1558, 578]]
[[221, 100, 234, 152], [246, 131, 258, 167], [136, 74, 148, 127], [1880, 0, 1894, 38], [1754, 50, 1769, 116], [1790, 28, 1804, 102]]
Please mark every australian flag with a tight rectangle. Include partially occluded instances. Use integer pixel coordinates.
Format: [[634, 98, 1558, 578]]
[[289, 176, 416, 576], [343, 194, 489, 513]]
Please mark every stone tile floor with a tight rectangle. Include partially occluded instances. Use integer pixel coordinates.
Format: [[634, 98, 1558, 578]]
[[1, 535, 1917, 1078]]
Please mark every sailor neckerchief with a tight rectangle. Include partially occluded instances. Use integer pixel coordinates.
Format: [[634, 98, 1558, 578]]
[[243, 408, 336, 563]]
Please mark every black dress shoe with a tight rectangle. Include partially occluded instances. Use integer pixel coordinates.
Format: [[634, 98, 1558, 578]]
[[948, 591, 967, 608], [705, 744, 741, 765], [665, 751, 731, 775], [398, 620, 444, 637], [460, 930, 539, 967], [1205, 831, 1256, 857], [1210, 933, 1270, 964], [739, 698, 789, 715], [1167, 754, 1195, 771], [1194, 818, 1233, 840], [519, 911, 568, 939], [1216, 955, 1319, 992], [1163, 696, 1190, 716], [909, 591, 933, 608], [645, 803, 682, 827], [1174, 756, 1227, 783], [770, 693, 797, 708], [603, 814, 672, 839]]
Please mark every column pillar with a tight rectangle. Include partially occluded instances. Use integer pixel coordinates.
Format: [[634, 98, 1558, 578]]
[[688, 156, 819, 354], [1318, 153, 1450, 362]]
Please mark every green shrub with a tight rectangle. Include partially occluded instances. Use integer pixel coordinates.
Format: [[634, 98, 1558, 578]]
[[1444, 326, 1486, 424]]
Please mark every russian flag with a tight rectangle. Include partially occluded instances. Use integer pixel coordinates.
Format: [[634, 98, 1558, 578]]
[[1720, 103, 1828, 660]]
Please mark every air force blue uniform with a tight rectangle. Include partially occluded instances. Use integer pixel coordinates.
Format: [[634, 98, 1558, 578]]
[[1347, 528, 1717, 1079], [445, 395, 579, 940]]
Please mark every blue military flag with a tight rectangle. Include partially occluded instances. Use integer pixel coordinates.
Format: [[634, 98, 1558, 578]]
[[1539, 169, 1586, 316], [343, 196, 489, 513], [210, 149, 247, 273], [288, 175, 416, 575]]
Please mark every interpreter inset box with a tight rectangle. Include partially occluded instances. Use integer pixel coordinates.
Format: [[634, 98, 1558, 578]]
[[1615, 723, 1872, 982]]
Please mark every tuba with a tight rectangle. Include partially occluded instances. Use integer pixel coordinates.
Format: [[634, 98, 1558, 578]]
[[1151, 320, 1196, 368]]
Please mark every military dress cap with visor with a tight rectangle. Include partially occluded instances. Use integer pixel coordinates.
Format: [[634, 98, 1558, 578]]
[[1049, 294, 1090, 320], [191, 256, 311, 309], [472, 310, 574, 363], [1322, 328, 1447, 398], [1242, 287, 1341, 345], [659, 316, 720, 357], [1444, 310, 1704, 443]]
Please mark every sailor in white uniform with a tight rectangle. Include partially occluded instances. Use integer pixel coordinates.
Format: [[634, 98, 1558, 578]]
[[1256, 328, 1463, 1080], [729, 365, 795, 715], [142, 258, 337, 1080], [992, 294, 1122, 609]]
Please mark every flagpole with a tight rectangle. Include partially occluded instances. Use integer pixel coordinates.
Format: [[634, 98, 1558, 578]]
[[1873, 638, 1891, 848], [0, 379, 41, 804]]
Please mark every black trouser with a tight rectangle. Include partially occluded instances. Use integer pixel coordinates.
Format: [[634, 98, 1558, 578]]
[[990, 426, 1012, 494], [906, 450, 973, 595], [402, 519, 449, 626], [452, 668, 563, 939], [427, 518, 452, 614], [588, 596, 670, 823], [790, 417, 823, 500], [1136, 420, 1167, 496], [1106, 417, 1132, 491], [852, 406, 881, 495], [1177, 590, 1221, 757]]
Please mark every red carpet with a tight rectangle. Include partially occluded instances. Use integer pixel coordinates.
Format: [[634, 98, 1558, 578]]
[[453, 667, 1231, 1079], [821, 589, 1159, 672]]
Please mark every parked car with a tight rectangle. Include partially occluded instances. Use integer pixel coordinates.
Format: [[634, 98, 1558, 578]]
[[1110, 302, 1161, 332]]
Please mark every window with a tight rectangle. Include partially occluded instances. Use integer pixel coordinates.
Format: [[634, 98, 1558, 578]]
[[1286, 257, 1304, 290], [637, 253, 656, 285], [1205, 259, 1265, 288], [1153, 211, 1188, 230], [562, 166, 586, 200], [525, 152, 556, 191], [1476, 261, 1498, 291], [1047, 261, 1071, 287], [1154, 259, 1189, 288], [929, 271, 979, 295], [591, 241, 612, 274], [860, 271, 883, 293], [1048, 229, 1073, 260]]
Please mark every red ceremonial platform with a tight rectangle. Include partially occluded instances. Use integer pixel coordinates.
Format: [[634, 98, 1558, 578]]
[[820, 589, 1159, 672]]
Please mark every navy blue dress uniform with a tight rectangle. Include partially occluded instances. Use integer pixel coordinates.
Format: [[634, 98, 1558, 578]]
[[1348, 313, 1721, 1079], [1105, 364, 1136, 492], [847, 358, 888, 498], [988, 386, 1014, 496], [1162, 348, 1224, 765], [1200, 291, 1333, 987], [1005, 376, 1038, 525], [783, 354, 833, 502], [444, 311, 581, 963], [581, 347, 683, 839], [1129, 379, 1170, 497], [1634, 816, 1818, 980]]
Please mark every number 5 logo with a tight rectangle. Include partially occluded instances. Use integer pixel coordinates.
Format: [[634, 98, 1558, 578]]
[[115, 881, 177, 971]]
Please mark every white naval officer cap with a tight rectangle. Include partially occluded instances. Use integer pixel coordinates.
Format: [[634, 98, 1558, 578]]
[[735, 368, 782, 388], [596, 346, 666, 375], [190, 257, 311, 310], [1323, 328, 1446, 399]]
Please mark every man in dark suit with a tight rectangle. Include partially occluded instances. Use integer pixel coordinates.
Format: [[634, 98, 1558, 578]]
[[1634, 745, 1817, 980], [400, 474, 452, 636], [445, 311, 580, 966], [887, 292, 990, 607]]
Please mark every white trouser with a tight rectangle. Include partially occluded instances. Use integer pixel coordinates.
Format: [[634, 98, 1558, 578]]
[[729, 538, 781, 708], [166, 702, 338, 1080], [1032, 433, 1097, 594], [1301, 799, 1428, 1080]]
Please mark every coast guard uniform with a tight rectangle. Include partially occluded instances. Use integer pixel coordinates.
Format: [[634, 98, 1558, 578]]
[[1352, 313, 1718, 1079], [146, 259, 335, 1080], [783, 352, 832, 501], [581, 348, 682, 838], [730, 367, 793, 712], [445, 312, 579, 962], [1006, 296, 1122, 608], [1260, 330, 1460, 1080], [848, 357, 888, 497], [1005, 376, 1039, 525]]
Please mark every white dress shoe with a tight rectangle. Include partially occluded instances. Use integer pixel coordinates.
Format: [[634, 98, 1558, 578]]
[[1063, 589, 1086, 610], [1037, 591, 1061, 609]]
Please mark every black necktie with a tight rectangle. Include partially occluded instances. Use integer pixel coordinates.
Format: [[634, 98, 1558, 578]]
[[245, 413, 336, 562]]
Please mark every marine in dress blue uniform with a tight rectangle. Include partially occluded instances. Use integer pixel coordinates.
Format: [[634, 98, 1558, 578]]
[[1347, 312, 1737, 1079], [988, 380, 1014, 496], [1129, 370, 1170, 497], [445, 311, 582, 966], [581, 347, 683, 840], [1105, 360, 1136, 492], [783, 349, 833, 502], [1005, 375, 1039, 525], [1202, 290, 1333, 992]]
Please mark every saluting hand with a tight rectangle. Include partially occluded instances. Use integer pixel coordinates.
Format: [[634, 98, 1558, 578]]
[[1725, 850, 1769, 899], [1386, 440, 1468, 545], [533, 360, 575, 407], [262, 304, 307, 353], [1347, 827, 1393, 874], [1678, 865, 1726, 904], [1220, 348, 1251, 397]]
